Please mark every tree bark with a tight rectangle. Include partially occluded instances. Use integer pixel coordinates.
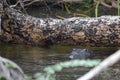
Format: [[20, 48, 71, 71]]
[[0, 7, 120, 47]]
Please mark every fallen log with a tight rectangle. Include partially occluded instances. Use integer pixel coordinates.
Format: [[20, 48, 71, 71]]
[[0, 7, 120, 47]]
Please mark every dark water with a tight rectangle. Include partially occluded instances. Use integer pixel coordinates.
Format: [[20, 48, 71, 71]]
[[0, 42, 120, 80], [26, 5, 117, 18]]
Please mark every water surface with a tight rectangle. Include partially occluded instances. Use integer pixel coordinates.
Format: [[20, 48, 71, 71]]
[[0, 42, 120, 80]]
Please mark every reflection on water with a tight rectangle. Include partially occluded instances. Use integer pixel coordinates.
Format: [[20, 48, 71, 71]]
[[0, 42, 120, 80]]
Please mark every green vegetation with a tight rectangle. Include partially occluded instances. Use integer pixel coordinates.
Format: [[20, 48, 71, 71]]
[[118, 0, 120, 15], [31, 59, 100, 80], [0, 59, 100, 80], [64, 2, 71, 14], [0, 0, 119, 80], [64, 0, 93, 17], [64, 0, 120, 17], [95, 0, 100, 17]]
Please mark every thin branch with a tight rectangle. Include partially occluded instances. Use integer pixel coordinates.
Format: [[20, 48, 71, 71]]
[[24, 0, 40, 7], [77, 50, 120, 80]]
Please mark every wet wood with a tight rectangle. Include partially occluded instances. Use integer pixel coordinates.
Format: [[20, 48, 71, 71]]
[[0, 7, 120, 47]]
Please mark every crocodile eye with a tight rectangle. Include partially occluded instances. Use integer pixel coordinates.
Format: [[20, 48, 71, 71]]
[[69, 55, 73, 59], [81, 49, 86, 52], [73, 48, 76, 51]]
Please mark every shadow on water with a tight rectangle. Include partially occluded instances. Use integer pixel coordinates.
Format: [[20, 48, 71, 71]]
[[0, 42, 120, 80]]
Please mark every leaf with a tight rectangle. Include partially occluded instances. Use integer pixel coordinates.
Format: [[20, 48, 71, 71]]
[[5, 63, 17, 69], [44, 67, 55, 74], [64, 2, 71, 14], [53, 64, 62, 71], [49, 77, 56, 80]]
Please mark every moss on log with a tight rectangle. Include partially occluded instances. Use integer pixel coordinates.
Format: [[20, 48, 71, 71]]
[[0, 7, 120, 47]]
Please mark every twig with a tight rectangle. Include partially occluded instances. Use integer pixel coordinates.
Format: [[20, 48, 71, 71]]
[[24, 0, 40, 7], [77, 50, 120, 80]]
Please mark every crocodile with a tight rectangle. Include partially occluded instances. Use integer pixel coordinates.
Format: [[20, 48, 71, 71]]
[[69, 48, 94, 59]]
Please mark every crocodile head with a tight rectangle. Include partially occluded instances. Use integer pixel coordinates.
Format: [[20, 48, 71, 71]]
[[69, 48, 93, 59]]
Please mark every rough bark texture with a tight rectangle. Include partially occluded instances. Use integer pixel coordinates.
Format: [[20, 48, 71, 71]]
[[0, 7, 120, 47]]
